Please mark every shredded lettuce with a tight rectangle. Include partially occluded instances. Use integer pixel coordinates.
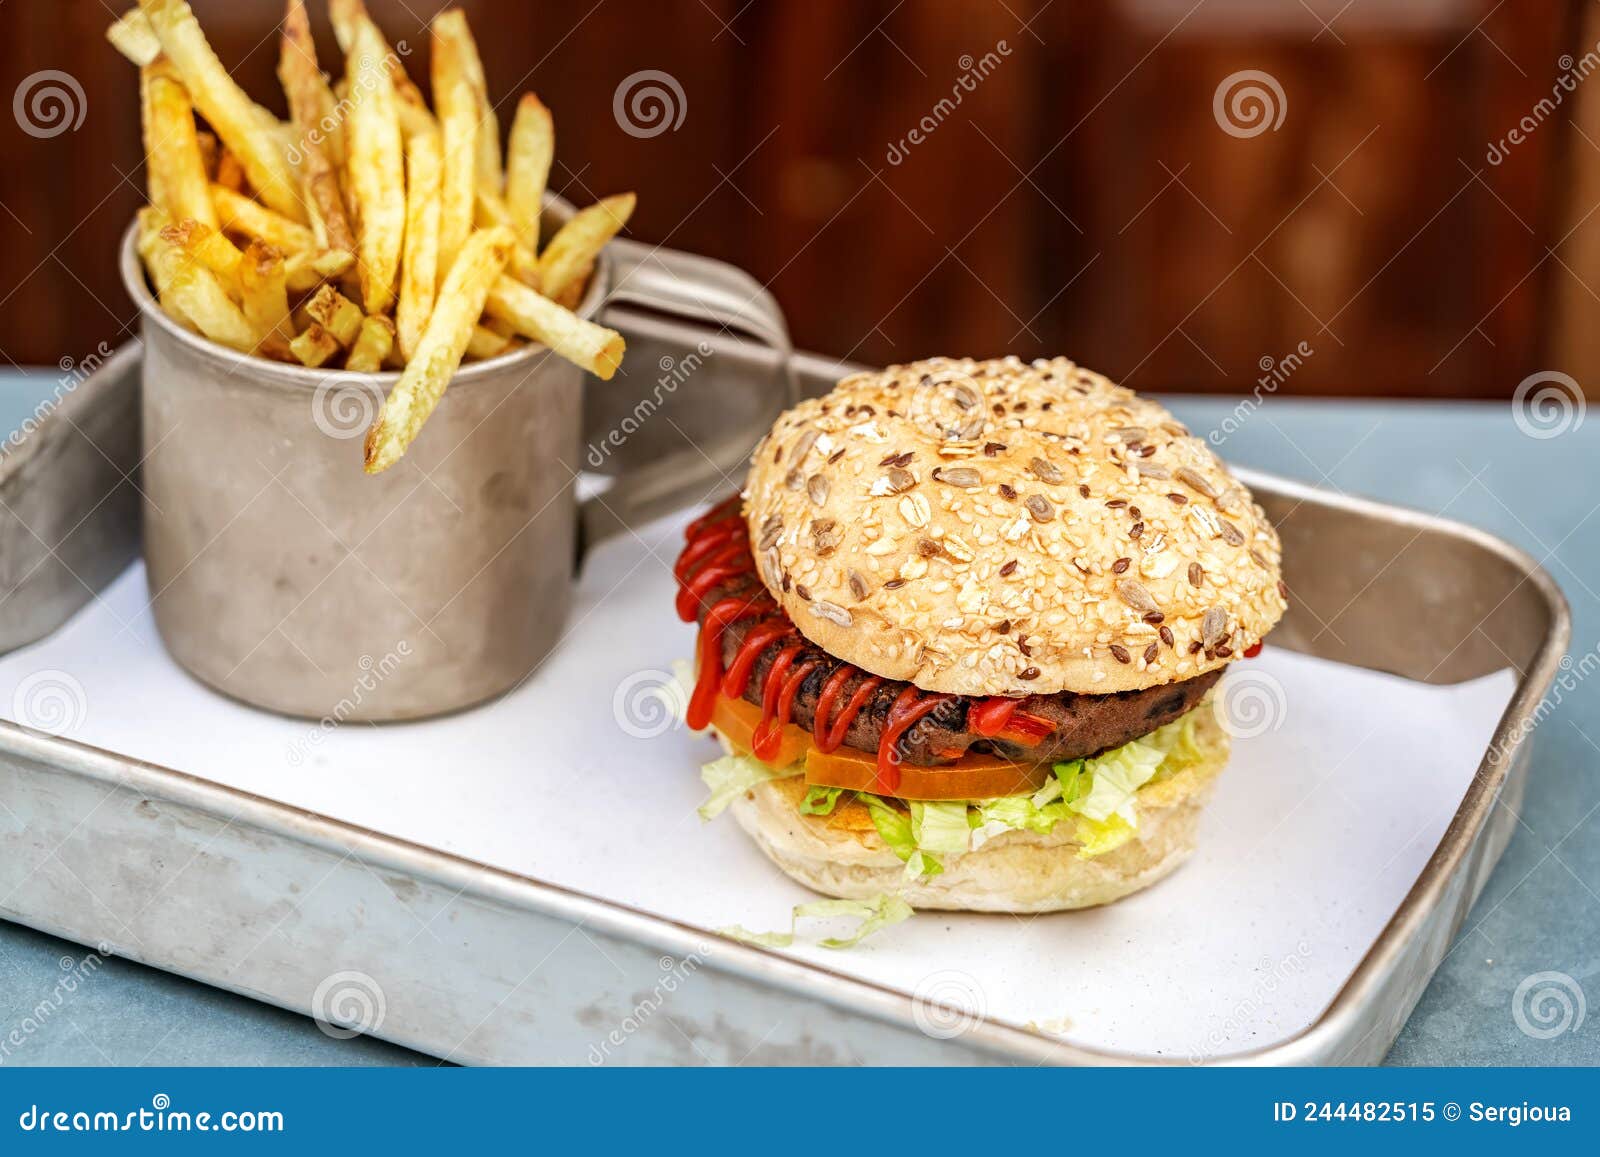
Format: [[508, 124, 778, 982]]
[[697, 754, 798, 820], [799, 785, 844, 815], [718, 894, 914, 950], [696, 701, 1218, 868]]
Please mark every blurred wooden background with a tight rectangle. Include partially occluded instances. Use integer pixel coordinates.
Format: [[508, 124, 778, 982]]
[[0, 0, 1592, 397]]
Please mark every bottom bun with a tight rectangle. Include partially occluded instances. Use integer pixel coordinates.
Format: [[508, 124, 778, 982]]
[[726, 712, 1230, 913]]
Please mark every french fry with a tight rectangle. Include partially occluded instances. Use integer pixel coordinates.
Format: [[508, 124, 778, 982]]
[[141, 57, 218, 229], [346, 315, 396, 373], [108, 8, 161, 67], [473, 187, 542, 287], [329, 0, 427, 108], [465, 324, 511, 360], [285, 248, 356, 293], [537, 192, 635, 305], [430, 16, 478, 288], [483, 276, 625, 380], [343, 17, 405, 314], [397, 128, 442, 361], [137, 207, 192, 324], [195, 129, 219, 179], [505, 94, 553, 252], [214, 149, 247, 192], [159, 218, 242, 289], [138, 212, 258, 351], [431, 10, 501, 196], [238, 240, 293, 358], [279, 0, 355, 254], [296, 284, 365, 347], [211, 183, 316, 252], [289, 323, 341, 368], [139, 0, 305, 222], [364, 227, 514, 473]]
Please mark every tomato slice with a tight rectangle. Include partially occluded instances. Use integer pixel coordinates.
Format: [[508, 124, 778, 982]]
[[710, 693, 812, 769], [805, 745, 1046, 801]]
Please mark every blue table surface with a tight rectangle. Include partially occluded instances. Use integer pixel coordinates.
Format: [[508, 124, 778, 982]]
[[1, 372, 1596, 1067]]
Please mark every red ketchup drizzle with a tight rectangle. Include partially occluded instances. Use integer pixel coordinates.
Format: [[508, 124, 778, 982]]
[[686, 596, 770, 731], [876, 687, 952, 794], [683, 495, 741, 541], [813, 667, 882, 753], [968, 697, 1020, 737], [1243, 642, 1263, 659], [721, 619, 793, 699], [674, 518, 746, 587], [753, 656, 820, 762], [675, 540, 752, 622], [676, 498, 958, 794]]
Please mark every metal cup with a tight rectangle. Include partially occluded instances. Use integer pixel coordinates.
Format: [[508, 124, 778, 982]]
[[119, 211, 791, 721]]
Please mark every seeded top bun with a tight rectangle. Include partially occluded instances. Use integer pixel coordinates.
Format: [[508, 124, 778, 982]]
[[742, 356, 1287, 696]]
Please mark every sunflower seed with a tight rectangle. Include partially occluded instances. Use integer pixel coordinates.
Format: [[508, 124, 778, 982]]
[[784, 467, 803, 490], [810, 600, 853, 627], [1218, 519, 1245, 546], [847, 570, 869, 601], [1139, 463, 1171, 480], [811, 520, 841, 555], [807, 474, 829, 507], [1025, 494, 1055, 522], [757, 518, 783, 551], [899, 493, 930, 528], [1201, 606, 1228, 648], [886, 466, 916, 493], [789, 427, 820, 464], [1176, 466, 1219, 499], [1111, 426, 1147, 443], [933, 466, 982, 488], [1116, 577, 1160, 616], [1028, 456, 1063, 484], [1188, 562, 1204, 587]]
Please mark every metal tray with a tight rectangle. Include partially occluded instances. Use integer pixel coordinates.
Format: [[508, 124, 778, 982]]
[[0, 336, 1569, 1065]]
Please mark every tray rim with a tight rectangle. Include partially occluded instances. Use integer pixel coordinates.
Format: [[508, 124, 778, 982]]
[[0, 348, 1572, 1066]]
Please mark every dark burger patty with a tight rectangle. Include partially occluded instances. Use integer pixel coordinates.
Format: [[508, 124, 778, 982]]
[[697, 569, 1220, 767]]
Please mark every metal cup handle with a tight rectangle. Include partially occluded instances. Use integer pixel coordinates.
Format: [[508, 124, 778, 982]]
[[577, 238, 799, 557]]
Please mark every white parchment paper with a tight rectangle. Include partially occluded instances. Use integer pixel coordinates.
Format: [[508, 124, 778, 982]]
[[0, 509, 1516, 1059]]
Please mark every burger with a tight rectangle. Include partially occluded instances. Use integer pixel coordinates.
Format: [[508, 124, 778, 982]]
[[676, 356, 1286, 913]]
